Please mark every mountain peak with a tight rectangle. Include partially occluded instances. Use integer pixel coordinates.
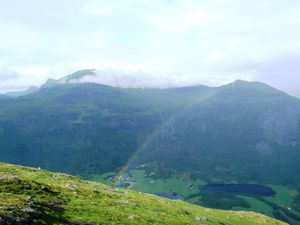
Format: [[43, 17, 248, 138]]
[[60, 69, 96, 83], [40, 69, 96, 89], [41, 78, 58, 89], [222, 79, 287, 97], [230, 79, 267, 87], [232, 79, 249, 84]]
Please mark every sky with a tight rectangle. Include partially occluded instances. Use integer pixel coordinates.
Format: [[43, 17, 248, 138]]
[[0, 0, 300, 96]]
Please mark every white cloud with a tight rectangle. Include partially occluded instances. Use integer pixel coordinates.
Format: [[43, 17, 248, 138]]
[[68, 60, 152, 74], [204, 52, 223, 64], [253, 55, 300, 97], [0, 69, 20, 83], [145, 8, 217, 32], [65, 69, 254, 89], [226, 37, 242, 48], [83, 6, 111, 16], [0, 0, 299, 95], [15, 66, 50, 76], [76, 70, 173, 88]]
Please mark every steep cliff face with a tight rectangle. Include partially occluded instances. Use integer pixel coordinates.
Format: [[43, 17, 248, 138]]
[[260, 107, 299, 147], [128, 81, 300, 185]]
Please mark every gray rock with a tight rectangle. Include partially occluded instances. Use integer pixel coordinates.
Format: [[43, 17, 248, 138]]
[[22, 184, 32, 190], [21, 208, 42, 218], [21, 208, 36, 213], [0, 205, 17, 210], [46, 200, 64, 212], [0, 215, 29, 225]]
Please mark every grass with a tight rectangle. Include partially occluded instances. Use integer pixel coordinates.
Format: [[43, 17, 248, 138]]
[[231, 185, 298, 224], [233, 196, 274, 217], [0, 162, 286, 225], [89, 172, 114, 185], [91, 169, 300, 224], [265, 185, 293, 207], [89, 169, 206, 198], [129, 170, 205, 198]]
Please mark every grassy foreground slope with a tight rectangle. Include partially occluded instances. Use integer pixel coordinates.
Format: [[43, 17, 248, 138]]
[[0, 163, 286, 225]]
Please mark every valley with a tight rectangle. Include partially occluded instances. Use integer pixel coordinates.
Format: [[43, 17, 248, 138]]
[[0, 162, 286, 225], [92, 168, 300, 224], [1, 70, 300, 224], [1, 1, 299, 224]]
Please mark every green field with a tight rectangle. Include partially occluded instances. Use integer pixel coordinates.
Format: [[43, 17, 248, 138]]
[[89, 172, 114, 185], [233, 196, 274, 217], [90, 169, 206, 198], [90, 169, 300, 224], [129, 170, 205, 198], [232, 185, 298, 224], [265, 185, 293, 207]]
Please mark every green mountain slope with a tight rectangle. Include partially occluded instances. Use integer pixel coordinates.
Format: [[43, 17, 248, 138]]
[[138, 79, 300, 185], [0, 162, 286, 225], [0, 74, 300, 184], [0, 70, 300, 221], [2, 77, 299, 183], [0, 82, 214, 175]]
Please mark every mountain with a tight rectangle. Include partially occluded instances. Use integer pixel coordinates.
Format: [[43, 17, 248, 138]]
[[0, 94, 10, 99], [5, 86, 39, 97], [40, 69, 96, 89], [0, 70, 300, 222], [1, 76, 298, 183], [0, 80, 214, 175], [40, 69, 188, 89], [140, 80, 300, 184], [0, 162, 285, 225]]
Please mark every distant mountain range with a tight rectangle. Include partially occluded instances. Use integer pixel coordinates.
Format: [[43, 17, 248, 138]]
[[0, 69, 300, 210]]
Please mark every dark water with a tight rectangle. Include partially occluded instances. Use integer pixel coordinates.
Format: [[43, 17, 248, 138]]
[[202, 184, 275, 196], [155, 192, 184, 200]]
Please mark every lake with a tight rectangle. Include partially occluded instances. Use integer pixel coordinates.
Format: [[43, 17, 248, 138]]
[[202, 184, 275, 196], [155, 192, 184, 200]]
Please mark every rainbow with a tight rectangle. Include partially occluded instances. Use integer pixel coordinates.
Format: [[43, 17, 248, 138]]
[[112, 90, 215, 187]]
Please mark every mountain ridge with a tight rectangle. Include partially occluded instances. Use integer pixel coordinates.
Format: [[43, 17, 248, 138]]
[[1, 70, 300, 223], [4, 69, 298, 99]]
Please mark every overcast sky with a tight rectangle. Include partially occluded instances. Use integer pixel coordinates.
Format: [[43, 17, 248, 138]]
[[0, 0, 300, 96]]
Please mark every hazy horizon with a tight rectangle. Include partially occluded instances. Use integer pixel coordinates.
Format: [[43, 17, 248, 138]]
[[0, 0, 299, 96]]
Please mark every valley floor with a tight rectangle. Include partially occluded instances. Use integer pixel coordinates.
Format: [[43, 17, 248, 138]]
[[92, 169, 300, 225]]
